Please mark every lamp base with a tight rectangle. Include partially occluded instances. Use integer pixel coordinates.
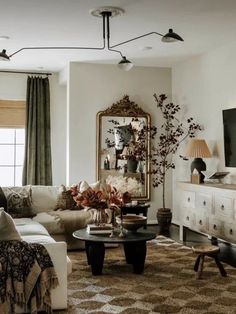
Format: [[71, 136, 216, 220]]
[[191, 158, 206, 183]]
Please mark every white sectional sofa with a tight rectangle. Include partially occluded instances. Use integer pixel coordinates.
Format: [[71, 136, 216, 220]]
[[1, 184, 94, 311], [30, 185, 93, 249], [14, 218, 72, 311]]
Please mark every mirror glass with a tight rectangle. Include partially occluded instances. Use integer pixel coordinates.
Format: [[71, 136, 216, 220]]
[[96, 95, 150, 200]]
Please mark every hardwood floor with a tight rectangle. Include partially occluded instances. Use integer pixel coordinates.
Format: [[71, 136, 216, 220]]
[[146, 224, 236, 267]]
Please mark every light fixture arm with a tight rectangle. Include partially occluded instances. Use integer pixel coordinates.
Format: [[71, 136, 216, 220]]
[[0, 6, 183, 71], [102, 11, 124, 58], [8, 13, 108, 58], [110, 31, 164, 49]]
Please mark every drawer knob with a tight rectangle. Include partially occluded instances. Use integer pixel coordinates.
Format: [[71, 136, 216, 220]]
[[203, 201, 206, 206], [199, 220, 202, 225], [221, 205, 224, 210], [187, 197, 190, 202], [230, 229, 233, 235], [186, 216, 189, 221], [213, 224, 217, 230]]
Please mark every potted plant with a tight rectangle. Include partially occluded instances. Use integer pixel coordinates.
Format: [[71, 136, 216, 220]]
[[150, 94, 201, 234]]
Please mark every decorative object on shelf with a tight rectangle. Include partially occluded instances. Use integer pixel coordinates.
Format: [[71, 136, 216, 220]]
[[127, 159, 138, 173], [191, 168, 201, 184], [0, 7, 183, 71], [201, 171, 229, 183], [104, 156, 110, 170], [185, 139, 212, 183], [150, 94, 202, 235], [97, 95, 151, 200]]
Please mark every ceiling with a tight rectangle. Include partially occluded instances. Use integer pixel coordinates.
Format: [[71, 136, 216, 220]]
[[1, 0, 236, 73]]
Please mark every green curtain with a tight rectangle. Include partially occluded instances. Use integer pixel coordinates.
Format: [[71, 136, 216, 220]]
[[22, 76, 52, 185]]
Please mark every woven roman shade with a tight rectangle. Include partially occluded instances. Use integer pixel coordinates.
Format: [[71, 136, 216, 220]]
[[0, 100, 26, 128]]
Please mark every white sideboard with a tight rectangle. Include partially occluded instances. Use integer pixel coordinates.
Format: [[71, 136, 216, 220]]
[[177, 182, 236, 244]]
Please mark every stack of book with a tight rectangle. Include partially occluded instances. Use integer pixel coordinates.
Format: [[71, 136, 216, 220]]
[[86, 224, 113, 235]]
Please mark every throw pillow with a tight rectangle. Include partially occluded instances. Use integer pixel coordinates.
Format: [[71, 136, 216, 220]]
[[0, 186, 7, 212], [3, 186, 34, 218], [55, 185, 77, 210], [78, 180, 90, 192], [0, 207, 21, 240]]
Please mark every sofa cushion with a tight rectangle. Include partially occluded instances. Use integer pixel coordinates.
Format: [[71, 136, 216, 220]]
[[55, 185, 76, 210], [33, 212, 65, 235], [78, 180, 90, 192], [0, 187, 7, 212], [0, 207, 21, 240], [2, 186, 34, 218], [31, 185, 59, 213], [15, 219, 50, 236]]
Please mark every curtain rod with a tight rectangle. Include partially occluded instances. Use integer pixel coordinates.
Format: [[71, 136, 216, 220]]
[[0, 70, 52, 76]]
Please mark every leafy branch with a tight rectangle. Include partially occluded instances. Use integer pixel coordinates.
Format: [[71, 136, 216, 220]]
[[149, 94, 202, 209]]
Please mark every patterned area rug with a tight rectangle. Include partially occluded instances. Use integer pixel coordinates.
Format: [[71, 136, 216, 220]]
[[57, 236, 236, 314]]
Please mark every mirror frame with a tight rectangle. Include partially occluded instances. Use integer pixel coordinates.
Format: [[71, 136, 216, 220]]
[[96, 95, 151, 201]]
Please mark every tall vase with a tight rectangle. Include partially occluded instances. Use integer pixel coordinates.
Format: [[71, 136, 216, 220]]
[[127, 159, 138, 173], [93, 208, 107, 225]]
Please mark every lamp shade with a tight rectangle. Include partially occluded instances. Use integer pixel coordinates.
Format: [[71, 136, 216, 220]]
[[185, 139, 211, 158], [117, 56, 134, 71], [0, 49, 10, 61], [162, 29, 184, 43]]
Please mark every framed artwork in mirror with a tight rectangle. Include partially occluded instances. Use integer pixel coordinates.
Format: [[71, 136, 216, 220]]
[[96, 95, 151, 200]]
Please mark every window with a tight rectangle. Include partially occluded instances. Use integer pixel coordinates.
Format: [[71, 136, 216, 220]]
[[0, 128, 25, 186], [0, 100, 26, 186]]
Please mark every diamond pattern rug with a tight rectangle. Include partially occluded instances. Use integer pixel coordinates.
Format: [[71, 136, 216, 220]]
[[57, 236, 236, 314]]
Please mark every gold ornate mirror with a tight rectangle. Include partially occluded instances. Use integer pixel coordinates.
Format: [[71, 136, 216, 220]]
[[96, 95, 151, 200]]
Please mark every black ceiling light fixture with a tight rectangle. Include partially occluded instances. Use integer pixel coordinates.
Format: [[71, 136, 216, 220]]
[[0, 6, 184, 71]]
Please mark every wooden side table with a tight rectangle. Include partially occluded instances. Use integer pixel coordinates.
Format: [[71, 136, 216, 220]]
[[192, 244, 227, 279]]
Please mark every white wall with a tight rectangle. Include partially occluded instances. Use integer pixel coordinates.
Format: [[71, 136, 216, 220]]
[[0, 65, 172, 222], [0, 72, 66, 185], [67, 62, 172, 221], [172, 41, 236, 223]]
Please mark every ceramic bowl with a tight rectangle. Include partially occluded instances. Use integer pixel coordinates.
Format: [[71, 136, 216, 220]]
[[116, 215, 147, 232]]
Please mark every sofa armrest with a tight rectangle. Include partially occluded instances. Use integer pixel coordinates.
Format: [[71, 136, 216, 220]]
[[43, 241, 69, 310]]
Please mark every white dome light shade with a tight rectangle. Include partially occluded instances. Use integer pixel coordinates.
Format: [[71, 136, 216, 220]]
[[117, 56, 134, 71], [162, 29, 184, 43], [0, 49, 10, 61]]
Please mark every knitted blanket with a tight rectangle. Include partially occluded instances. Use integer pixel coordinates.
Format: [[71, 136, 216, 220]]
[[0, 241, 59, 314]]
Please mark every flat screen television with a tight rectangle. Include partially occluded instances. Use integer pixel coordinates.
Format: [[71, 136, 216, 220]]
[[223, 108, 236, 167]]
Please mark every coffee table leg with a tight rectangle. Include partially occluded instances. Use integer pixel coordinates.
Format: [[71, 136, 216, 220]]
[[85, 241, 91, 265], [123, 241, 147, 274], [87, 241, 105, 275]]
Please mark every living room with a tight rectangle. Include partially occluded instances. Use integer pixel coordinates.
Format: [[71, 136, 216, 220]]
[[1, 0, 236, 313]]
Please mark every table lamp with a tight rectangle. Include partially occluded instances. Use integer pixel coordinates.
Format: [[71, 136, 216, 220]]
[[185, 139, 212, 183]]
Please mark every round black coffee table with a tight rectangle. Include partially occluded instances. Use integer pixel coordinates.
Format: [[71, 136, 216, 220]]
[[73, 228, 156, 275]]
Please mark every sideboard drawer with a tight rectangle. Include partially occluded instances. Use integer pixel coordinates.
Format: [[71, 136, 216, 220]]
[[215, 196, 233, 221], [209, 218, 223, 237], [195, 213, 208, 233], [182, 208, 195, 228], [223, 223, 236, 243], [182, 191, 195, 208], [196, 192, 212, 211]]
